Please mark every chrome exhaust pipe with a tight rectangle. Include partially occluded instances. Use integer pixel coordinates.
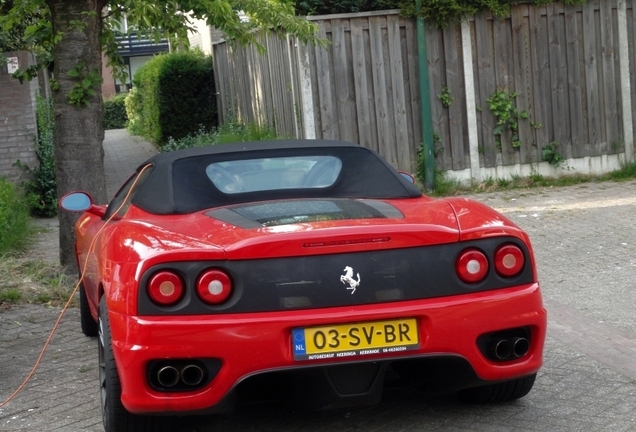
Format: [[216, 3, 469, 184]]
[[181, 364, 204, 386], [157, 365, 180, 388], [489, 339, 512, 360], [512, 337, 530, 358]]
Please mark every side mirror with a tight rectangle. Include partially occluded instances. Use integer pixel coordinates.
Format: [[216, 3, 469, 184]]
[[59, 192, 93, 212], [398, 171, 416, 184]]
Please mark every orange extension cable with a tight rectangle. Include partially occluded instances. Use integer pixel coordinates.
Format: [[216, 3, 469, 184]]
[[0, 164, 152, 409]]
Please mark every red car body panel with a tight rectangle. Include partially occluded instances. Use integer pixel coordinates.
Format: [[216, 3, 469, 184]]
[[111, 284, 545, 413]]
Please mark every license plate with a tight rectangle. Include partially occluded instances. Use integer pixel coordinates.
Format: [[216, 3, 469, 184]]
[[292, 318, 419, 361]]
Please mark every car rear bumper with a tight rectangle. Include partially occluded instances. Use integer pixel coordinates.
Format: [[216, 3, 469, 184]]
[[110, 283, 546, 414]]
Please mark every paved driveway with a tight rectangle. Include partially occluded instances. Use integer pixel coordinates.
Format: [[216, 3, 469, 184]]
[[1, 132, 636, 430]]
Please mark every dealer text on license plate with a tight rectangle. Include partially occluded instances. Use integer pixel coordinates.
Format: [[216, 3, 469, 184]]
[[292, 318, 419, 361]]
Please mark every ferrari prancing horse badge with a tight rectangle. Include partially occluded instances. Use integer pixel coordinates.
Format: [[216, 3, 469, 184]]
[[340, 266, 361, 294]]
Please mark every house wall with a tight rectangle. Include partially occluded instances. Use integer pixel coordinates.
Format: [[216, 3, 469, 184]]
[[0, 51, 39, 181], [102, 52, 117, 99], [188, 18, 214, 54]]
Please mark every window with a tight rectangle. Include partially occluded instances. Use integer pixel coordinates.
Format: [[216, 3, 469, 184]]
[[206, 156, 342, 194], [104, 166, 153, 219]]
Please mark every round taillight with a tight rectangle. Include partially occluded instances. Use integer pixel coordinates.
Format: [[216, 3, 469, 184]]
[[495, 244, 525, 277], [456, 249, 489, 283], [197, 269, 232, 305], [148, 271, 184, 305]]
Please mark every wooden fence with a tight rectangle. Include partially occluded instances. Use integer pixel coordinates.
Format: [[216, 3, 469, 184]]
[[212, 11, 421, 172], [212, 1, 636, 177]]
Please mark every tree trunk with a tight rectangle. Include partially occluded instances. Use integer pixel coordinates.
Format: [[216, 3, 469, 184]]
[[47, 0, 108, 271]]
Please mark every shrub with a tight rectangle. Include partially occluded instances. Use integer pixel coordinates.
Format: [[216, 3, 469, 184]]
[[103, 93, 128, 129], [124, 86, 142, 135], [0, 178, 30, 254], [15, 95, 57, 217], [127, 50, 217, 147], [161, 121, 280, 153]]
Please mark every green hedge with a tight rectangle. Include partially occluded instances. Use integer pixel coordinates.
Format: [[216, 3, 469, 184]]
[[103, 93, 128, 130], [0, 178, 30, 254], [295, 0, 400, 16], [126, 50, 217, 146]]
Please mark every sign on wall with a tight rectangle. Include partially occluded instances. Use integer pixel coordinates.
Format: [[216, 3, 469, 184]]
[[6, 57, 18, 74]]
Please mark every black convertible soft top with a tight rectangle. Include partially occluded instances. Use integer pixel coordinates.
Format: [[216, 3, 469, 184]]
[[128, 139, 422, 215]]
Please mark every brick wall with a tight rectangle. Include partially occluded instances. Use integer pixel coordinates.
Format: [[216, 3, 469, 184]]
[[0, 51, 39, 181], [101, 52, 117, 99]]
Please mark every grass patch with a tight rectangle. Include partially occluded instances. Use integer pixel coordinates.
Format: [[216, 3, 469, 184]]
[[428, 161, 636, 196], [0, 289, 21, 302], [605, 161, 636, 180], [0, 255, 77, 307], [0, 178, 31, 254], [429, 171, 470, 197]]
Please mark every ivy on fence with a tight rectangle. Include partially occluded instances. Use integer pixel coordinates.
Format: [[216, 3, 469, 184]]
[[296, 0, 588, 28]]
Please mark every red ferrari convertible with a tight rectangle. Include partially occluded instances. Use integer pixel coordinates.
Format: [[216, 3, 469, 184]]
[[60, 139, 546, 432]]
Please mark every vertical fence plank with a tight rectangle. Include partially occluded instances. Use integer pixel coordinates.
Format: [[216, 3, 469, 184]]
[[307, 40, 323, 139], [427, 25, 450, 170], [468, 19, 484, 171], [212, 44, 227, 122], [286, 36, 300, 138], [381, 17, 399, 166], [511, 5, 535, 164], [549, 4, 571, 157], [351, 18, 372, 149], [281, 36, 295, 136], [363, 19, 380, 153], [277, 37, 293, 137], [265, 34, 279, 132], [443, 25, 467, 170], [629, 0, 636, 147], [404, 18, 422, 173], [388, 14, 411, 171], [584, 0, 601, 155], [494, 15, 517, 165], [475, 14, 497, 168], [315, 23, 336, 139], [601, 0, 619, 154], [226, 45, 235, 121], [332, 19, 357, 143], [370, 16, 394, 166], [270, 36, 283, 131], [256, 36, 270, 128], [529, 6, 552, 155], [565, 4, 585, 159]]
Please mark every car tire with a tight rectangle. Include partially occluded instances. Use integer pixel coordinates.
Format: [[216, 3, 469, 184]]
[[99, 297, 157, 432], [458, 373, 536, 404], [79, 283, 98, 337]]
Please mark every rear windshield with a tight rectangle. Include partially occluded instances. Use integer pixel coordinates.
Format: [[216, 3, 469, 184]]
[[206, 156, 342, 194]]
